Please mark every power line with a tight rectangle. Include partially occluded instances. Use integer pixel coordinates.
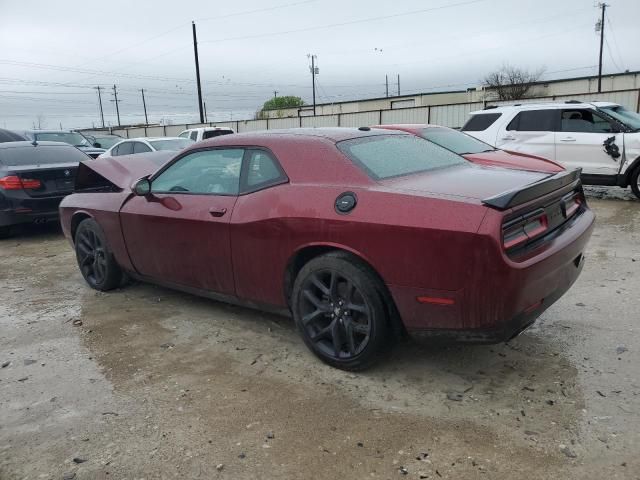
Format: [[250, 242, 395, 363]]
[[199, 0, 486, 44]]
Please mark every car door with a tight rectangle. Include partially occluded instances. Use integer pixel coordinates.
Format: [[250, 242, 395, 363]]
[[495, 109, 557, 161], [555, 108, 623, 176], [119, 148, 244, 294]]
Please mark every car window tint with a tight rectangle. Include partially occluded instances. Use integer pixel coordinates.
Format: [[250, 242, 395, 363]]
[[116, 142, 134, 156], [0, 144, 88, 166], [190, 131, 199, 141], [133, 142, 152, 154], [152, 149, 243, 195], [420, 127, 494, 155], [461, 113, 502, 131], [245, 150, 284, 188], [203, 130, 233, 139], [560, 109, 613, 133], [507, 110, 557, 131], [338, 134, 466, 180]]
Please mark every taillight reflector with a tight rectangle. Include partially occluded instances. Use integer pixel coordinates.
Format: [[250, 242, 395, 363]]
[[0, 175, 42, 190], [416, 296, 455, 306]]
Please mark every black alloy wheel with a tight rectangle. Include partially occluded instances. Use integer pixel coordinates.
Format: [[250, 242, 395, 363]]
[[292, 253, 389, 370], [75, 219, 122, 291]]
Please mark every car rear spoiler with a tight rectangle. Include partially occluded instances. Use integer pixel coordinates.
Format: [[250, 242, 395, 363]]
[[482, 168, 582, 210]]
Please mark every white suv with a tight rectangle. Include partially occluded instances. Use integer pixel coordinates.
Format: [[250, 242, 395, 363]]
[[178, 127, 235, 142], [462, 102, 640, 199]]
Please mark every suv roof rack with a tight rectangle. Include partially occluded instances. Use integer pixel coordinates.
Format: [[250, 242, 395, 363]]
[[564, 100, 582, 104], [483, 105, 498, 110]]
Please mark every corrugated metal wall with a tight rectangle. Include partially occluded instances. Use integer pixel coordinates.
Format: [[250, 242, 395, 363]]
[[102, 89, 639, 138]]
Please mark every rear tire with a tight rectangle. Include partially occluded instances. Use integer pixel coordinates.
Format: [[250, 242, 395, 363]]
[[630, 164, 640, 200], [291, 252, 389, 371], [74, 218, 123, 291]]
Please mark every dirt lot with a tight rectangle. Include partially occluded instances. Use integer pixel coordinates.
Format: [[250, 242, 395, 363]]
[[1, 189, 639, 480]]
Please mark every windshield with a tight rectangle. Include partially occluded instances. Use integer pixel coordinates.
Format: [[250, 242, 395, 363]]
[[93, 136, 121, 149], [149, 138, 194, 151], [337, 134, 467, 180], [599, 105, 640, 130], [34, 132, 90, 147], [420, 127, 495, 155]]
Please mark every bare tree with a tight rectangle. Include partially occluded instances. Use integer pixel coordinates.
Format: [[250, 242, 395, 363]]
[[32, 114, 47, 130], [483, 64, 545, 101]]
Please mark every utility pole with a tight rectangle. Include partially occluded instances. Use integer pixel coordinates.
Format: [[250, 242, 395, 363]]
[[110, 84, 121, 127], [273, 90, 278, 99], [596, 3, 608, 93], [203, 101, 208, 123], [397, 74, 401, 96], [192, 21, 205, 123], [94, 86, 105, 128], [308, 54, 318, 115], [385, 75, 389, 98], [140, 89, 148, 125]]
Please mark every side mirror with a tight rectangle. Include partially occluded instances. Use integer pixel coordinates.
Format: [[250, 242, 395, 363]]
[[93, 142, 102, 148], [132, 177, 151, 196]]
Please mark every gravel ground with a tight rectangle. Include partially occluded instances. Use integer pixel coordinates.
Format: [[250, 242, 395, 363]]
[[0, 190, 638, 480]]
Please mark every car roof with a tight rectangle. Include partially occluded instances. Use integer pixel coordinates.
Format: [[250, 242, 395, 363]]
[[23, 129, 78, 134], [0, 140, 79, 150], [213, 127, 406, 142], [119, 137, 185, 141], [470, 101, 620, 115]]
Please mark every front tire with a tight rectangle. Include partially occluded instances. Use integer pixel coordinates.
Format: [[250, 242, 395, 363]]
[[74, 218, 123, 291], [292, 253, 389, 371], [630, 164, 640, 200]]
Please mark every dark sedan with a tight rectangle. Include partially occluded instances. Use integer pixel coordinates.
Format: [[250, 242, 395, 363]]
[[21, 130, 105, 158], [0, 141, 89, 238], [59, 128, 593, 370]]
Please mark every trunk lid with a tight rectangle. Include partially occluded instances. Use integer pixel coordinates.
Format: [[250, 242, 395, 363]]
[[378, 163, 552, 202], [10, 163, 79, 197]]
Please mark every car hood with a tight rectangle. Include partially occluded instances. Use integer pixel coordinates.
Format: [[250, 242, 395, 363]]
[[378, 163, 552, 202], [78, 152, 174, 189], [463, 149, 563, 173]]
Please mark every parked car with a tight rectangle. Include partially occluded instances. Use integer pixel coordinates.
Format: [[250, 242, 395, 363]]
[[20, 130, 105, 158], [178, 127, 235, 142], [462, 101, 640, 198], [60, 128, 594, 370], [99, 137, 194, 157], [375, 124, 563, 173], [80, 133, 123, 150], [0, 129, 26, 143], [1, 141, 90, 238]]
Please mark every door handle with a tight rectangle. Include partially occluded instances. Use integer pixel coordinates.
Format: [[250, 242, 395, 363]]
[[560, 137, 576, 142], [501, 135, 516, 141], [209, 207, 227, 217]]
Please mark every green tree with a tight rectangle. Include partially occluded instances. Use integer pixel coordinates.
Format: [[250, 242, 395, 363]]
[[261, 96, 305, 111]]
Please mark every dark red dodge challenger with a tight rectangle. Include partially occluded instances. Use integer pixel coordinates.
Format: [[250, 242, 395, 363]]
[[60, 128, 594, 370]]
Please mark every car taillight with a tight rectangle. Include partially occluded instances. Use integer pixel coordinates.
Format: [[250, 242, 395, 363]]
[[562, 191, 582, 218], [503, 209, 548, 250], [0, 175, 42, 190]]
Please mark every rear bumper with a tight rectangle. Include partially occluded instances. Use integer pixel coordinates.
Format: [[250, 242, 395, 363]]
[[390, 208, 595, 342], [0, 195, 65, 227]]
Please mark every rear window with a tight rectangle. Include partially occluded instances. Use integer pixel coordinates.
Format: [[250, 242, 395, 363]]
[[461, 113, 502, 131], [0, 144, 89, 166], [420, 127, 495, 155], [149, 138, 194, 151], [337, 134, 466, 180], [203, 130, 233, 140], [507, 110, 557, 131]]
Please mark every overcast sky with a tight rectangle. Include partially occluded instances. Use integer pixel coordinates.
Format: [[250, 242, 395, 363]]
[[1, 0, 638, 130]]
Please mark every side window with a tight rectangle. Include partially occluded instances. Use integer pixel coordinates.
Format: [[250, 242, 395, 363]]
[[133, 142, 152, 154], [243, 150, 286, 191], [152, 149, 244, 195], [560, 109, 614, 133], [461, 113, 502, 131], [111, 144, 120, 156], [190, 131, 199, 141], [178, 131, 189, 138], [116, 142, 134, 156], [507, 110, 557, 132]]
